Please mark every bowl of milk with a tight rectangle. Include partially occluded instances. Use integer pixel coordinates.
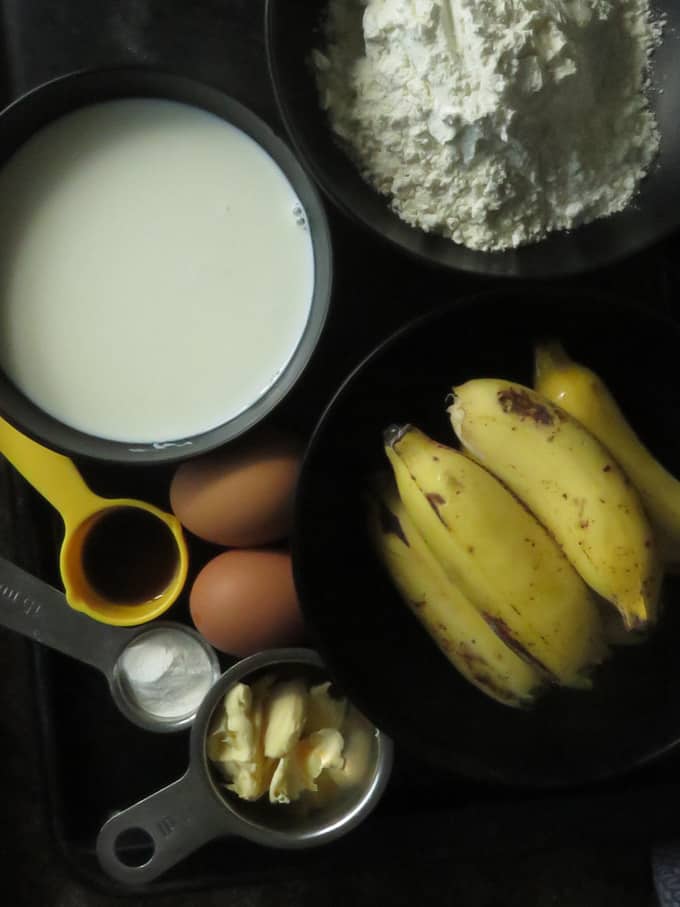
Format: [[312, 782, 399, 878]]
[[0, 68, 332, 463]]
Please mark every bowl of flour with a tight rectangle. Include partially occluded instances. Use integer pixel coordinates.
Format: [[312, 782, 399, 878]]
[[266, 0, 680, 278]]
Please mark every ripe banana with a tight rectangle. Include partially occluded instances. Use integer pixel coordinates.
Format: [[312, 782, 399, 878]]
[[366, 473, 545, 708], [449, 379, 661, 631], [595, 599, 648, 648], [384, 425, 606, 685], [535, 340, 680, 569]]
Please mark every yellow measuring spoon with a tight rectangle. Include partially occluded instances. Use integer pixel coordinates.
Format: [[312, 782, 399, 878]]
[[0, 417, 189, 626]]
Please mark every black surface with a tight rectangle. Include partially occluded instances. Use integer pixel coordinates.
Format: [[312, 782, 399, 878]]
[[293, 290, 680, 787], [0, 1, 676, 905], [266, 0, 680, 279]]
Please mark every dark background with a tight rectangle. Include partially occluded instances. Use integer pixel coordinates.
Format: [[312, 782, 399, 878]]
[[0, 1, 673, 904]]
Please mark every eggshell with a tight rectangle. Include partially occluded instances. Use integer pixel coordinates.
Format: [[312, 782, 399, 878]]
[[170, 428, 301, 547], [190, 548, 305, 656]]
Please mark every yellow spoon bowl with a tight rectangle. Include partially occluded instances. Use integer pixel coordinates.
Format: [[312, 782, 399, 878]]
[[0, 417, 188, 626]]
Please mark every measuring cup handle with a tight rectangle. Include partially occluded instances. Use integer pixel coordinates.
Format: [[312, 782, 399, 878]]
[[0, 416, 101, 522], [0, 555, 134, 674], [96, 772, 230, 885]]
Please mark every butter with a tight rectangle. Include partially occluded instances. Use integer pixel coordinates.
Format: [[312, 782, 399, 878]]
[[208, 673, 355, 808], [327, 709, 375, 789], [221, 757, 267, 802], [223, 683, 257, 761], [269, 728, 345, 804], [207, 677, 275, 800], [263, 679, 307, 759], [305, 682, 347, 733]]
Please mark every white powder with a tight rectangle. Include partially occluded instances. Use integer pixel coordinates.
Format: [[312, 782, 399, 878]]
[[118, 628, 217, 721], [313, 0, 663, 251]]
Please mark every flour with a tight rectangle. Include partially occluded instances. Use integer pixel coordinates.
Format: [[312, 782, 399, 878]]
[[313, 0, 663, 251]]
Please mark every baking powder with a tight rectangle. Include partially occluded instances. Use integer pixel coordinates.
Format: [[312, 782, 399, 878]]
[[118, 627, 216, 720]]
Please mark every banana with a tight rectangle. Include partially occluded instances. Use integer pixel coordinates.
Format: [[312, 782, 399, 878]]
[[448, 379, 661, 631], [595, 598, 648, 648], [366, 473, 545, 708], [535, 340, 680, 569], [384, 425, 606, 685]]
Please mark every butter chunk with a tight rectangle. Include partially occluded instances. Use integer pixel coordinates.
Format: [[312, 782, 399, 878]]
[[263, 679, 308, 759], [208, 677, 275, 800], [221, 682, 256, 762], [327, 709, 374, 789], [305, 682, 347, 734], [269, 728, 345, 804], [222, 760, 265, 801]]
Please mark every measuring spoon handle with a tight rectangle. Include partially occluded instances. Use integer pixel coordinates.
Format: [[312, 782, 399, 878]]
[[0, 555, 135, 675], [0, 416, 102, 524], [96, 772, 229, 884]]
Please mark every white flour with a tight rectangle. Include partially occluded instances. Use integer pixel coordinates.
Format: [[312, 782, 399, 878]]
[[313, 0, 663, 251]]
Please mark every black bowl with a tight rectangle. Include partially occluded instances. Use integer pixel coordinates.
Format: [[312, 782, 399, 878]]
[[292, 289, 680, 787], [0, 67, 332, 465], [266, 0, 680, 279]]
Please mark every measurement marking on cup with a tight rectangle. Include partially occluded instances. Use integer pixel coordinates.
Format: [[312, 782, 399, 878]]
[[22, 596, 41, 617], [156, 816, 176, 837], [0, 583, 41, 616], [0, 583, 19, 602]]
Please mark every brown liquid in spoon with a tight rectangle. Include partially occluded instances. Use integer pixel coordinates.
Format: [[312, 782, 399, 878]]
[[81, 508, 179, 605]]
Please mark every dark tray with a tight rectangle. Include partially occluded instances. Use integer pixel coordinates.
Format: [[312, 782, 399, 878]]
[[4, 0, 680, 897]]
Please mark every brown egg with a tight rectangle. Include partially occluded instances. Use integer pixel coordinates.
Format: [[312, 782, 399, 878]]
[[190, 548, 305, 656], [170, 428, 301, 547]]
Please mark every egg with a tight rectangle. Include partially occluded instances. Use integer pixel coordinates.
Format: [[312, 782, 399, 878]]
[[190, 548, 305, 656], [170, 428, 301, 547]]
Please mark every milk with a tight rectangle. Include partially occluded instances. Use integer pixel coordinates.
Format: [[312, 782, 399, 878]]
[[0, 98, 315, 442]]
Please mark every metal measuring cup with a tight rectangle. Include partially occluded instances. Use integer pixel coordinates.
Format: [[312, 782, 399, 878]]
[[96, 648, 394, 884], [0, 555, 220, 731], [0, 416, 188, 626]]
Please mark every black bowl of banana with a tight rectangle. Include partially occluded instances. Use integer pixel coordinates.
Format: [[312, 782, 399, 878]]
[[292, 288, 680, 787]]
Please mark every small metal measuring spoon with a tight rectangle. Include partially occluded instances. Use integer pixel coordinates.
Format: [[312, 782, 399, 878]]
[[96, 648, 394, 885], [0, 555, 220, 732], [0, 416, 188, 625]]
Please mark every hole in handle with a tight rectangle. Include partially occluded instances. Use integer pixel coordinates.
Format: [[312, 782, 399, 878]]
[[113, 827, 156, 868]]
